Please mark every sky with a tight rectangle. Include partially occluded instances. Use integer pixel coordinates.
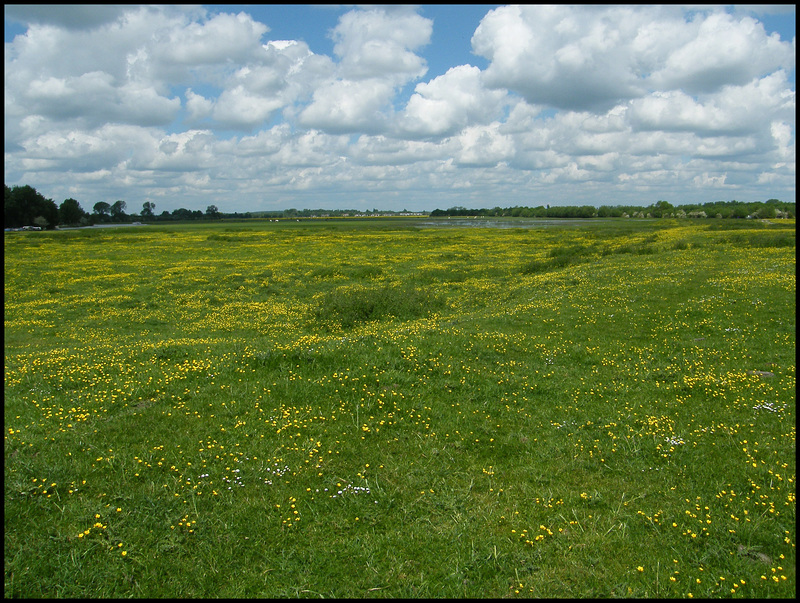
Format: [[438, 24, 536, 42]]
[[4, 4, 796, 214]]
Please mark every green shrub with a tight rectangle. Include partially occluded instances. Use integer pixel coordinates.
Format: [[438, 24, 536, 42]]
[[309, 266, 340, 279], [315, 283, 443, 328], [521, 244, 592, 274], [347, 265, 383, 280], [547, 244, 590, 259], [719, 232, 795, 248]]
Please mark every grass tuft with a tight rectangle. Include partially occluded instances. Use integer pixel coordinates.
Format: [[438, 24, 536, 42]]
[[314, 283, 445, 328]]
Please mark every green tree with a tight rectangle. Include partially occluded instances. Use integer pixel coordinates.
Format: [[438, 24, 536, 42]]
[[205, 204, 221, 219], [4, 185, 11, 222], [171, 207, 194, 221], [110, 200, 127, 221], [4, 184, 59, 229], [651, 200, 674, 218], [59, 198, 86, 225], [754, 204, 777, 219], [141, 201, 156, 220], [93, 201, 111, 221], [731, 205, 749, 219]]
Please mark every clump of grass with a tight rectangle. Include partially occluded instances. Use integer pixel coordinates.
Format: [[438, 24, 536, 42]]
[[548, 243, 591, 259], [521, 244, 592, 274], [724, 232, 795, 248], [152, 344, 193, 360], [314, 283, 444, 328], [414, 267, 471, 283], [205, 233, 234, 242], [309, 266, 341, 280], [347, 265, 383, 280], [705, 221, 760, 231], [600, 241, 657, 256]]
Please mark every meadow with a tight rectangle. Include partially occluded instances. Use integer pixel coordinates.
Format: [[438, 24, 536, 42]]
[[4, 217, 795, 598]]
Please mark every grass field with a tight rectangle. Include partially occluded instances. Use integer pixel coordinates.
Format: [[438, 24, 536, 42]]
[[4, 217, 795, 598]]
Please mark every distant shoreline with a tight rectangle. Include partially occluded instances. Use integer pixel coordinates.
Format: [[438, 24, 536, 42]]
[[56, 222, 148, 230]]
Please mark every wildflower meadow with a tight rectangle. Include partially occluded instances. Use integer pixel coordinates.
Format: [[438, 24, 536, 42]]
[[4, 217, 795, 597]]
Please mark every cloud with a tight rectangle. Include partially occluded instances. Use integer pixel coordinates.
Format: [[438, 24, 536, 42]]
[[693, 172, 728, 187], [297, 7, 433, 133], [12, 124, 160, 174], [472, 5, 652, 111], [455, 123, 514, 166], [185, 40, 334, 131], [211, 85, 285, 130], [154, 12, 268, 67], [331, 7, 431, 81], [4, 4, 132, 31], [298, 79, 397, 133], [471, 5, 794, 111], [135, 130, 218, 172], [629, 71, 796, 136], [648, 12, 795, 93], [4, 6, 191, 135], [22, 72, 180, 127], [185, 89, 214, 121], [396, 65, 509, 138], [3, 5, 795, 212], [273, 130, 350, 168], [351, 135, 453, 166]]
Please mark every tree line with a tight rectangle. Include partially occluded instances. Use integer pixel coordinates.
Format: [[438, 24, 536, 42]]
[[4, 183, 796, 230], [430, 198, 795, 219], [4, 184, 223, 229]]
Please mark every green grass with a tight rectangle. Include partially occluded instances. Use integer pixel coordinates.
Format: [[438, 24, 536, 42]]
[[4, 217, 796, 597]]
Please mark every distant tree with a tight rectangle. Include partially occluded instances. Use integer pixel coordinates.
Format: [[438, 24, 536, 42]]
[[93, 201, 111, 221], [205, 204, 221, 219], [754, 204, 776, 219], [598, 205, 622, 217], [651, 200, 674, 218], [59, 198, 86, 225], [706, 202, 732, 218], [4, 185, 11, 223], [4, 184, 59, 229], [731, 205, 749, 219], [172, 207, 194, 221], [5, 184, 23, 227], [141, 201, 156, 220], [110, 200, 127, 221]]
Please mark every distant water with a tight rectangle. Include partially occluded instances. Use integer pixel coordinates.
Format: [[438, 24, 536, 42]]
[[57, 222, 147, 230]]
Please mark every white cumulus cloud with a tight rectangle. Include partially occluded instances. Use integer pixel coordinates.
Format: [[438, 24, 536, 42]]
[[397, 65, 509, 138], [2, 4, 795, 212]]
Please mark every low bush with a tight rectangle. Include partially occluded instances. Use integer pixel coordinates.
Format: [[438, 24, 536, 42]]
[[314, 283, 444, 328], [725, 232, 795, 248]]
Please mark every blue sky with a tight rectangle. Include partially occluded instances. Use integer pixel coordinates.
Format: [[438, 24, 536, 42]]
[[4, 4, 795, 214]]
